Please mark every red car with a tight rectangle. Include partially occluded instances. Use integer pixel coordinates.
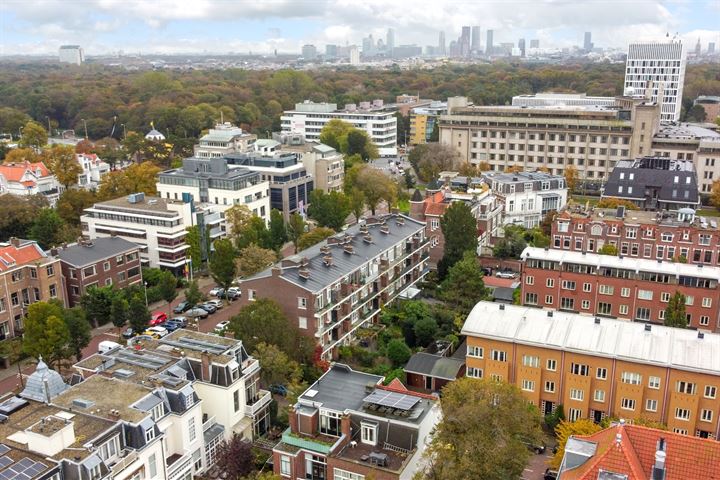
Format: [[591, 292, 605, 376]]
[[150, 312, 168, 326]]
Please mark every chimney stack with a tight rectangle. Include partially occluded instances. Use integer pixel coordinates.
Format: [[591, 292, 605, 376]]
[[9, 237, 20, 248], [652, 438, 667, 480], [289, 406, 299, 434], [200, 350, 211, 382]]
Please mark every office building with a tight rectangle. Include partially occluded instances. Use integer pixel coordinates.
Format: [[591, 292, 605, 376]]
[[302, 44, 318, 60], [709, 42, 716, 54], [0, 161, 61, 206], [58, 45, 83, 65], [486, 29, 494, 54], [325, 44, 338, 58], [625, 40, 687, 122], [471, 26, 481, 53], [583, 32, 593, 52], [512, 92, 617, 108], [0, 238, 64, 340], [438, 31, 446, 55], [238, 214, 429, 359], [462, 301, 720, 436], [281, 100, 397, 156], [193, 123, 257, 158], [362, 35, 374, 56], [349, 45, 360, 65], [484, 171, 567, 228], [520, 246, 720, 331], [601, 157, 700, 210], [272, 133, 344, 193], [273, 364, 440, 480], [386, 28, 395, 52], [391, 44, 422, 59], [518, 38, 526, 57], [55, 236, 142, 306], [408, 101, 447, 145], [530, 39, 539, 49]]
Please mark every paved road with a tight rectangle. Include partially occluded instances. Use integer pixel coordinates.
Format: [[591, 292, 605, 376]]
[[522, 444, 556, 480], [369, 157, 412, 178]]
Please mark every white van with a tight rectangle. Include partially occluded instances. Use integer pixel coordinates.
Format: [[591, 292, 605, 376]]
[[98, 341, 122, 354]]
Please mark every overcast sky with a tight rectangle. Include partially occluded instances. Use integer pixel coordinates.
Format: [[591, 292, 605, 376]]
[[1, 0, 718, 55]]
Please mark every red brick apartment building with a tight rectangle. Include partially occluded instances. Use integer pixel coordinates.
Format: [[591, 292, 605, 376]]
[[552, 207, 720, 266], [238, 214, 429, 359], [520, 246, 720, 331]]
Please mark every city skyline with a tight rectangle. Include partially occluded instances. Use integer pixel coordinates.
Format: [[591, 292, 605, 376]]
[[0, 0, 718, 56]]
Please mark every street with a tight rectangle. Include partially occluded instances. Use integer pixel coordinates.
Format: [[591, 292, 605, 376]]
[[522, 449, 555, 480]]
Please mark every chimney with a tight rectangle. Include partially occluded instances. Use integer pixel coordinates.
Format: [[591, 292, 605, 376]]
[[337, 413, 352, 449], [289, 406, 299, 434], [271, 266, 282, 277], [652, 438, 667, 480], [200, 351, 211, 382], [9, 237, 20, 248]]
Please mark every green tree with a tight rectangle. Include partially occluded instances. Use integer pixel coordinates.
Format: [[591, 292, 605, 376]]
[[386, 339, 412, 367], [346, 129, 379, 160], [252, 342, 302, 386], [286, 213, 306, 253], [438, 201, 477, 278], [209, 238, 237, 292], [110, 295, 129, 328], [685, 104, 707, 122], [185, 225, 206, 270], [57, 189, 97, 227], [268, 209, 288, 250], [440, 252, 489, 317], [564, 165, 579, 194], [22, 301, 70, 368], [157, 270, 178, 316], [228, 298, 300, 358], [664, 291, 688, 328], [598, 244, 618, 256], [420, 378, 543, 480], [404, 169, 415, 190], [413, 316, 439, 347], [97, 161, 161, 200], [63, 307, 92, 361], [550, 419, 603, 469], [184, 280, 204, 307], [18, 121, 47, 149], [128, 294, 150, 333], [236, 244, 277, 278], [354, 166, 396, 215], [80, 286, 116, 328], [43, 144, 82, 188], [319, 119, 352, 152], [0, 107, 31, 137], [29, 208, 67, 249], [308, 190, 350, 231], [297, 227, 336, 251], [407, 143, 459, 183], [348, 187, 365, 223], [224, 204, 254, 238], [0, 194, 48, 240]]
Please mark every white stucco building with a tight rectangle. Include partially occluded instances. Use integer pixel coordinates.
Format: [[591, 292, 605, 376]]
[[0, 161, 61, 205], [76, 153, 111, 189], [194, 123, 257, 158]]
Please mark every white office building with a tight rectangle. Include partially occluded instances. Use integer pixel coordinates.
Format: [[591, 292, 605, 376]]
[[58, 45, 84, 65], [624, 40, 686, 122], [512, 93, 617, 108], [194, 123, 257, 158], [281, 100, 397, 156]]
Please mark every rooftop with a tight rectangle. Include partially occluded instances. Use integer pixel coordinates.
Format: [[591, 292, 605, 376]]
[[461, 301, 720, 376], [159, 157, 261, 182], [0, 442, 56, 479], [557, 207, 720, 231], [54, 237, 139, 267], [299, 364, 383, 412], [404, 353, 465, 381], [654, 122, 720, 141], [484, 170, 565, 184], [199, 123, 253, 142], [603, 157, 698, 205], [90, 194, 188, 216], [0, 240, 47, 273], [0, 161, 52, 182]]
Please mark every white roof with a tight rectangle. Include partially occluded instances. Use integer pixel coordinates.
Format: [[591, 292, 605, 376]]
[[461, 302, 720, 376], [521, 247, 720, 281]]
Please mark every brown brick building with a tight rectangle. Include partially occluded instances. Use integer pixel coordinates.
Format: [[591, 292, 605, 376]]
[[462, 302, 720, 439], [55, 236, 143, 306], [520, 246, 720, 331], [0, 238, 64, 339]]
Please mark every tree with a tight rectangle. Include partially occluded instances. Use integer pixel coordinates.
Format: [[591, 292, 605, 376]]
[[346, 129, 379, 160], [438, 201, 477, 279], [540, 210, 556, 237], [354, 166, 396, 215], [128, 294, 150, 333], [236, 216, 272, 250], [63, 307, 92, 361], [420, 378, 543, 480], [413, 317, 439, 347], [252, 342, 302, 386], [236, 244, 277, 278], [224, 204, 254, 238], [710, 180, 720, 210], [228, 298, 300, 358], [29, 208, 67, 249], [80, 286, 116, 328], [492, 225, 529, 259], [564, 165, 579, 194], [308, 190, 350, 231], [550, 419, 603, 469], [319, 119, 352, 152], [97, 161, 161, 200], [598, 244, 618, 256], [404, 169, 415, 189], [440, 252, 490, 317], [386, 339, 411, 367], [18, 121, 47, 149], [268, 209, 287, 250], [4, 147, 40, 164], [22, 301, 70, 368], [686, 104, 707, 123], [0, 194, 47, 240], [408, 143, 460, 182], [57, 189, 97, 227], [156, 270, 178, 316], [297, 227, 336, 251], [110, 295, 129, 328], [664, 291, 688, 328], [0, 107, 31, 137], [215, 434, 255, 480], [286, 213, 306, 253], [348, 187, 366, 223], [209, 239, 237, 292], [184, 280, 204, 307], [43, 144, 82, 188]]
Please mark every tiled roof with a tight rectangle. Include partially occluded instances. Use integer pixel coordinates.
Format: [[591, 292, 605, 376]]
[[0, 241, 46, 272], [0, 161, 51, 182]]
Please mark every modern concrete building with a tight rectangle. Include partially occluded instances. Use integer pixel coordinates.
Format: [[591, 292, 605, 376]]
[[625, 40, 686, 122], [520, 246, 720, 331], [583, 32, 593, 52], [58, 45, 83, 65], [511, 93, 617, 108], [408, 101, 447, 145], [484, 171, 567, 228], [281, 100, 397, 156], [349, 46, 360, 65], [302, 44, 318, 60], [0, 161, 61, 205], [486, 29, 494, 54], [462, 301, 720, 437], [296, 143, 344, 193], [193, 123, 257, 158]]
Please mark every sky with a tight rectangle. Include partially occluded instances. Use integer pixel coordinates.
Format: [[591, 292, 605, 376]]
[[0, 0, 718, 56]]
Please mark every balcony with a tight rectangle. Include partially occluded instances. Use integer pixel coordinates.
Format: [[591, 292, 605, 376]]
[[110, 450, 139, 476], [281, 428, 340, 455], [167, 450, 193, 480], [245, 389, 272, 417]]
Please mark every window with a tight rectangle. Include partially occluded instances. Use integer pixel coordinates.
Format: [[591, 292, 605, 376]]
[[594, 390, 605, 402], [545, 295, 554, 305], [581, 300, 590, 310], [599, 285, 614, 295], [333, 469, 365, 480], [673, 428, 688, 435], [467, 367, 483, 378], [661, 292, 671, 303], [521, 380, 535, 392], [621, 372, 642, 385], [46, 265, 54, 276], [492, 350, 507, 362], [233, 390, 240, 412], [467, 345, 484, 358], [570, 389, 584, 401], [596, 368, 608, 380], [675, 408, 691, 420], [29, 268, 37, 279], [677, 381, 697, 395], [705, 385, 717, 399], [49, 284, 57, 298], [598, 302, 612, 315], [636, 307, 651, 321], [648, 376, 661, 389], [545, 381, 555, 393], [619, 304, 629, 315], [103, 261, 111, 272], [561, 280, 576, 290], [571, 363, 589, 376], [547, 359, 557, 371], [188, 417, 196, 442], [525, 275, 534, 285], [583, 283, 591, 293], [248, 289, 256, 301], [546, 278, 555, 288], [700, 316, 710, 326], [525, 292, 538, 305], [701, 409, 713, 423], [298, 317, 307, 329], [280, 455, 291, 476], [145, 426, 156, 443], [98, 435, 120, 461], [116, 255, 125, 265], [361, 422, 378, 445], [686, 296, 694, 306], [83, 266, 96, 278], [560, 297, 575, 310], [151, 402, 165, 421], [621, 398, 636, 411], [522, 355, 539, 368], [620, 287, 630, 298], [638, 290, 653, 301], [320, 410, 341, 436], [298, 297, 307, 309], [568, 408, 582, 422], [646, 399, 658, 412], [703, 297, 712, 308]]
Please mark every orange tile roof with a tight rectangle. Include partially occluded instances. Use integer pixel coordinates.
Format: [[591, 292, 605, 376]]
[[562, 423, 720, 480], [0, 161, 51, 182], [377, 379, 436, 400], [0, 242, 46, 272], [422, 191, 448, 217]]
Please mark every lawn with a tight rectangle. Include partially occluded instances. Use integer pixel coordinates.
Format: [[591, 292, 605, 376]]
[[695, 207, 720, 218], [396, 198, 410, 214]]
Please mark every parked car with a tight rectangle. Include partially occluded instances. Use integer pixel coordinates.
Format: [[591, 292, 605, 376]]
[[150, 312, 168, 326], [121, 327, 135, 339], [209, 287, 225, 297], [495, 269, 517, 279], [481, 267, 492, 276], [199, 303, 217, 314], [544, 469, 558, 480], [185, 307, 209, 319], [206, 299, 224, 309], [162, 321, 181, 332], [173, 301, 193, 314], [269, 384, 288, 396], [223, 290, 241, 300], [144, 326, 168, 338], [170, 316, 188, 328], [214, 320, 230, 334], [99, 341, 122, 354]]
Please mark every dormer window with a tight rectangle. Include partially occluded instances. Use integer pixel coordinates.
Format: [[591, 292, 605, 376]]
[[361, 421, 378, 446], [151, 402, 165, 421], [145, 426, 156, 442]]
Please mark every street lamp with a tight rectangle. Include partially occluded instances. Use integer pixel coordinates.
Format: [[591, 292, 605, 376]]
[[81, 119, 88, 139], [144, 281, 149, 306]]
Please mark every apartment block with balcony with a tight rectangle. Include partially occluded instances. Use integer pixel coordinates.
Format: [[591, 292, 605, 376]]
[[462, 302, 720, 439], [273, 135, 345, 194], [0, 238, 64, 340], [76, 153, 111, 189], [409, 101, 447, 145], [520, 246, 720, 331], [193, 122, 257, 158], [273, 364, 441, 480], [238, 214, 429, 359]]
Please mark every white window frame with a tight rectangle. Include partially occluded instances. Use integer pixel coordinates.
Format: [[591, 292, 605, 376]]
[[645, 399, 658, 412], [467, 345, 484, 358], [593, 390, 605, 403], [360, 422, 378, 446], [648, 376, 661, 390]]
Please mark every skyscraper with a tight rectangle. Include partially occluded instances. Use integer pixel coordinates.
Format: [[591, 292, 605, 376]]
[[624, 40, 686, 122], [709, 42, 716, 54], [301, 44, 317, 60], [349, 45, 360, 65], [530, 39, 540, 49], [486, 30, 494, 55], [518, 38, 526, 57], [583, 32, 593, 52], [471, 26, 481, 53], [386, 28, 395, 52], [438, 31, 446, 55], [460, 26, 471, 57], [695, 38, 702, 55], [58, 45, 83, 65]]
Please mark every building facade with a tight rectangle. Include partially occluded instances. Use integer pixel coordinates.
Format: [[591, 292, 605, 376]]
[[484, 171, 567, 227], [520, 246, 720, 331], [408, 102, 447, 145], [299, 143, 345, 193], [511, 93, 616, 108], [462, 302, 720, 438], [193, 123, 257, 158], [58, 45, 83, 64], [76, 153, 111, 189], [238, 214, 429, 359], [0, 161, 61, 205]]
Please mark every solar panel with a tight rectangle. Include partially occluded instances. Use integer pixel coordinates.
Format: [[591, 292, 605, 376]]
[[15, 459, 33, 469], [0, 445, 8, 456], [363, 390, 420, 411], [0, 457, 12, 468]]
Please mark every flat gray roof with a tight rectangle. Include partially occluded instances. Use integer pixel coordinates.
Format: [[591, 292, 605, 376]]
[[299, 364, 382, 412], [55, 237, 138, 267]]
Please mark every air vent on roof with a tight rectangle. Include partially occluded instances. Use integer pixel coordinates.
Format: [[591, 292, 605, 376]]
[[645, 324, 652, 332], [499, 304, 505, 310], [595, 318, 601, 324], [72, 398, 94, 409], [698, 332, 705, 339], [547, 311, 553, 317], [305, 389, 318, 398], [396, 217, 405, 226], [380, 224, 390, 234], [113, 369, 135, 379], [343, 244, 354, 254], [359, 224, 369, 234], [320, 245, 331, 255], [323, 254, 333, 267], [363, 234, 373, 244]]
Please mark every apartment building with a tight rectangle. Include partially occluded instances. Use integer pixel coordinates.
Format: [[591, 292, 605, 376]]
[[157, 157, 270, 220], [0, 238, 64, 340], [193, 122, 257, 158], [273, 364, 440, 480], [281, 100, 398, 156], [0, 161, 61, 205], [601, 157, 700, 210], [408, 101, 447, 145], [511, 93, 617, 108], [54, 236, 142, 307], [274, 135, 345, 193], [439, 96, 660, 180], [462, 302, 720, 438], [551, 207, 720, 267], [238, 214, 429, 359], [484, 171, 567, 227], [520, 246, 720, 331], [71, 329, 271, 471], [76, 153, 111, 189]]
